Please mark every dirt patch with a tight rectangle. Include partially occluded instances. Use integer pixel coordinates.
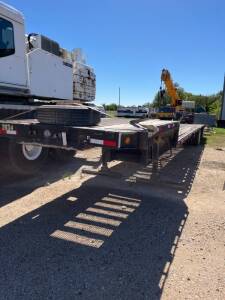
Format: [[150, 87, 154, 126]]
[[201, 160, 225, 171], [162, 146, 225, 300]]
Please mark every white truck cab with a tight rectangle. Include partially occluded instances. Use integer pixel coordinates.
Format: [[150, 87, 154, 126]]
[[0, 1, 96, 102], [0, 1, 97, 174], [0, 2, 28, 95]]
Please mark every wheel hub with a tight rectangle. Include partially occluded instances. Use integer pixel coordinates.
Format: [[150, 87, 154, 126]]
[[22, 144, 42, 161]]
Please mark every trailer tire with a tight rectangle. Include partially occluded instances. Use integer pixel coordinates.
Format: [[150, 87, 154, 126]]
[[8, 142, 49, 174], [0, 138, 9, 155], [50, 149, 76, 162]]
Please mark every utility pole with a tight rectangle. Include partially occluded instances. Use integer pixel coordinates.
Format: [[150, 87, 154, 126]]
[[219, 74, 225, 127], [118, 87, 121, 107]]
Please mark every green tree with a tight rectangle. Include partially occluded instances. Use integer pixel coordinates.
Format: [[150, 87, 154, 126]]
[[103, 103, 118, 111]]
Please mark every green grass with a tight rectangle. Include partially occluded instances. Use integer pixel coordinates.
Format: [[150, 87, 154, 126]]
[[106, 110, 117, 117], [204, 127, 225, 148]]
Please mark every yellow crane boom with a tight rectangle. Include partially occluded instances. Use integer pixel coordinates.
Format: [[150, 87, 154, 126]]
[[161, 69, 180, 107], [157, 69, 183, 120]]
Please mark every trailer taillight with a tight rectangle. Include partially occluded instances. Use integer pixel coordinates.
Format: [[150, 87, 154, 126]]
[[0, 128, 6, 135], [103, 140, 117, 147], [120, 134, 137, 148], [89, 138, 117, 148], [123, 136, 131, 145]]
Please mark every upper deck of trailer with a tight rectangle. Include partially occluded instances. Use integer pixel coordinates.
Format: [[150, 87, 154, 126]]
[[0, 117, 204, 140], [0, 117, 179, 133], [178, 124, 205, 144]]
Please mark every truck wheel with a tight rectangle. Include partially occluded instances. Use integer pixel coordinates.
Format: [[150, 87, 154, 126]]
[[50, 148, 76, 162], [0, 138, 9, 155], [8, 142, 49, 174]]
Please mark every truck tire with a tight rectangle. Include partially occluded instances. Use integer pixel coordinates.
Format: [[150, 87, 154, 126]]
[[37, 105, 101, 126], [50, 148, 76, 162], [0, 138, 9, 155], [8, 142, 49, 174]]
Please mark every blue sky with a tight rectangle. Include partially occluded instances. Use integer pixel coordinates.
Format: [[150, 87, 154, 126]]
[[6, 0, 225, 105]]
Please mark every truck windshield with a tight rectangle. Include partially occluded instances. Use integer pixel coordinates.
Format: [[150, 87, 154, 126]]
[[0, 17, 15, 57]]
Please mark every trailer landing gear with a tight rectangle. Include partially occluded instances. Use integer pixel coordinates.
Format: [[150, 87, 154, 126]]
[[82, 148, 122, 178]]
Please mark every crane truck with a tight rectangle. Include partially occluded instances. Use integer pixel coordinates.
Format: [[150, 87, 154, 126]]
[[157, 69, 183, 120], [0, 2, 204, 175], [0, 1, 97, 169], [0, 3, 96, 103]]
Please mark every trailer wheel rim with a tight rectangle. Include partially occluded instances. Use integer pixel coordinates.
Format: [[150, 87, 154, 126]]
[[22, 144, 43, 161]]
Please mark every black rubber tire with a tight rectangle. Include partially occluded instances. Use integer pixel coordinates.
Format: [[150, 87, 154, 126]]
[[37, 105, 101, 126], [0, 138, 9, 155], [8, 142, 49, 175], [50, 148, 76, 162]]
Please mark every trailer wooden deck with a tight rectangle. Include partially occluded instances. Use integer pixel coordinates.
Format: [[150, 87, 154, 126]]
[[178, 124, 204, 144]]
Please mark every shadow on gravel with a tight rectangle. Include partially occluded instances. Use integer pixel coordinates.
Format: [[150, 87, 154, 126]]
[[0, 146, 204, 300], [0, 153, 99, 208]]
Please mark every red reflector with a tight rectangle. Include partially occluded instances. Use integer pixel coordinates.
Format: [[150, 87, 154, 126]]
[[0, 128, 6, 135], [103, 140, 117, 147]]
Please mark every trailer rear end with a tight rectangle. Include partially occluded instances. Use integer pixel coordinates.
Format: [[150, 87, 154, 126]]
[[0, 116, 183, 173]]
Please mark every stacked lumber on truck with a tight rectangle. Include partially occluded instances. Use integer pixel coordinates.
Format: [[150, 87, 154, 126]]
[[73, 62, 96, 102], [72, 49, 96, 102]]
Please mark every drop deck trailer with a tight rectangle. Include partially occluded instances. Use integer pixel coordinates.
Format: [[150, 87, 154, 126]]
[[0, 116, 204, 174]]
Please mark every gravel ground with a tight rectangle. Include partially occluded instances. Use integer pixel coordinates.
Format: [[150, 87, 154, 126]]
[[0, 144, 224, 300], [162, 147, 225, 300]]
